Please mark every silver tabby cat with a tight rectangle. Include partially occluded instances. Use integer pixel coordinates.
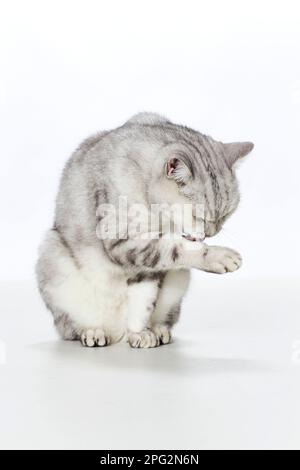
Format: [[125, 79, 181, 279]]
[[36, 113, 253, 348]]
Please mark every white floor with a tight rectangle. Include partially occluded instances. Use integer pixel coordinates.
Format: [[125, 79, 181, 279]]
[[0, 276, 300, 450]]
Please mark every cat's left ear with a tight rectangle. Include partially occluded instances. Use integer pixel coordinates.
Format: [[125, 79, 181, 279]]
[[165, 157, 191, 183], [223, 141, 254, 168]]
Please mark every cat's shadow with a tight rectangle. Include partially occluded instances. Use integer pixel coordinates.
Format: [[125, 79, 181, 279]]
[[29, 339, 269, 376]]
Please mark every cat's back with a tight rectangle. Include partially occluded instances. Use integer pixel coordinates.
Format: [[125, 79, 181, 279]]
[[54, 114, 170, 226], [56, 113, 183, 204], [64, 112, 179, 170]]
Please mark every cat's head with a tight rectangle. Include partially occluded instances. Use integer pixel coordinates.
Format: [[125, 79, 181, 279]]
[[160, 134, 254, 240]]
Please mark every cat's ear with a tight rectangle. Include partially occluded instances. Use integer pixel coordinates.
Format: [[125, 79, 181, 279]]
[[223, 141, 254, 168], [165, 157, 191, 183]]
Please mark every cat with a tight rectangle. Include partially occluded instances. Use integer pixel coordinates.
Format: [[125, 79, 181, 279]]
[[36, 112, 254, 348]]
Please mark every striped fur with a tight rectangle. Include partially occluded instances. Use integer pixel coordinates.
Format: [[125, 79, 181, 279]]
[[36, 113, 253, 348]]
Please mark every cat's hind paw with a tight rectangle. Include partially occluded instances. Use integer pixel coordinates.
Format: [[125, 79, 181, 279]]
[[80, 328, 111, 347], [128, 329, 160, 348]]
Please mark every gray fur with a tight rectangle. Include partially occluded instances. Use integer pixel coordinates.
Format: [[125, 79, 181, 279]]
[[36, 112, 253, 343], [165, 304, 181, 328]]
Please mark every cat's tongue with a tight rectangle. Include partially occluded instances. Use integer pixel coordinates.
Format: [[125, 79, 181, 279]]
[[182, 232, 205, 242]]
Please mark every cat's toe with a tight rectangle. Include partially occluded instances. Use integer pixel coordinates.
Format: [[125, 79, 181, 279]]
[[223, 251, 242, 272], [128, 329, 160, 348], [207, 247, 242, 274], [152, 325, 172, 345], [95, 329, 111, 346], [80, 328, 110, 347]]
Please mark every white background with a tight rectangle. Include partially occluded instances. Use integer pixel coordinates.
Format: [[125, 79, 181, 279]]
[[1, 0, 300, 281], [1, 0, 300, 451]]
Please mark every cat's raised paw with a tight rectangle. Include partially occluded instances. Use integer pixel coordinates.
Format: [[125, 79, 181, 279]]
[[80, 328, 111, 347], [152, 325, 172, 345], [203, 246, 242, 274], [128, 329, 160, 348]]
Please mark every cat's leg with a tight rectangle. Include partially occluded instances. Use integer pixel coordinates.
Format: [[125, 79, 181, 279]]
[[150, 269, 191, 344], [103, 228, 242, 275], [126, 274, 164, 348], [52, 308, 110, 346], [36, 229, 126, 346]]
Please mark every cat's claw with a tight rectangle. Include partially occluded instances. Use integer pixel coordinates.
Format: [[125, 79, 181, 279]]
[[128, 329, 160, 348], [80, 328, 111, 347]]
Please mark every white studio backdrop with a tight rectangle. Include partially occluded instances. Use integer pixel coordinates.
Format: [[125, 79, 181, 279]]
[[0, 0, 300, 281]]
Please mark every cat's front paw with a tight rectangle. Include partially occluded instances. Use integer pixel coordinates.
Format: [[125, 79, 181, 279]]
[[80, 328, 111, 347], [128, 329, 160, 348], [152, 324, 172, 345], [202, 246, 242, 274]]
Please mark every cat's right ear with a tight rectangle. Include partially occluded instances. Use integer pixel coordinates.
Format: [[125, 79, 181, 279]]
[[223, 141, 254, 168], [165, 157, 191, 184]]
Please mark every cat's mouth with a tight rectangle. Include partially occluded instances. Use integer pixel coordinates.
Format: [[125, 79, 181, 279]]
[[182, 232, 206, 242]]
